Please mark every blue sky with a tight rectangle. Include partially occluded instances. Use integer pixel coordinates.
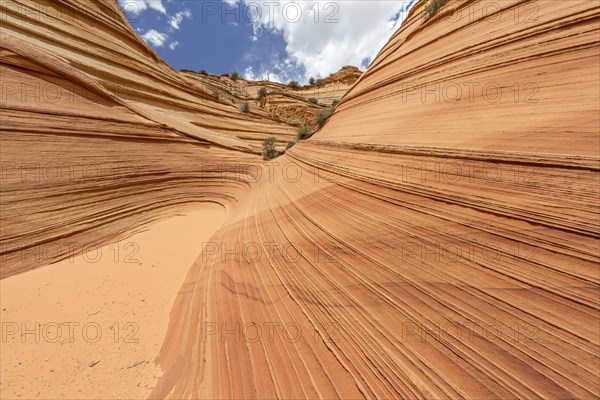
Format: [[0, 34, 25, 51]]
[[118, 0, 416, 83]]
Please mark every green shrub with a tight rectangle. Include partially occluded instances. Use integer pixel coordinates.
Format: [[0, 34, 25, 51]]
[[288, 81, 300, 89], [199, 70, 208, 75], [309, 77, 315, 85], [423, 0, 445, 21], [257, 87, 268, 98], [296, 125, 311, 140], [316, 108, 332, 126], [231, 70, 240, 80], [332, 99, 340, 107], [262, 137, 278, 160], [212, 90, 220, 99], [308, 97, 319, 105], [282, 117, 302, 126], [315, 78, 325, 88], [286, 140, 297, 150], [241, 102, 250, 113]]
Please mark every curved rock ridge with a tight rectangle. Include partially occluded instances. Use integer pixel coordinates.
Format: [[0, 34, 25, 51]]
[[0, 0, 359, 277], [151, 0, 600, 398], [0, 0, 362, 277], [0, 0, 296, 152], [0, 0, 598, 398], [0, 0, 280, 277]]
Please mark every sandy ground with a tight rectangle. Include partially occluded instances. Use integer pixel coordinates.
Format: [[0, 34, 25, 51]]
[[0, 206, 225, 400]]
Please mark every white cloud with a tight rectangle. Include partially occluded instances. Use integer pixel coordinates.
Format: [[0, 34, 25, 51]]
[[169, 41, 180, 50], [168, 9, 192, 30], [239, 0, 416, 82], [244, 66, 255, 80], [118, 0, 166, 15], [244, 65, 285, 83], [141, 29, 168, 47]]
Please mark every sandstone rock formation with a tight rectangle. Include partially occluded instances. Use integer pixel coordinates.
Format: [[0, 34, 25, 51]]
[[1, 0, 599, 399], [324, 65, 363, 85], [181, 66, 360, 127]]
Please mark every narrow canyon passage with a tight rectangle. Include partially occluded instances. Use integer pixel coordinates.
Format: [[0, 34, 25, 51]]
[[1, 206, 225, 399], [0, 0, 598, 399], [151, 148, 599, 399]]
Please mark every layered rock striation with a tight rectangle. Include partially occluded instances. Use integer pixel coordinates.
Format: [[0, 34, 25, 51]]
[[1, 0, 598, 398]]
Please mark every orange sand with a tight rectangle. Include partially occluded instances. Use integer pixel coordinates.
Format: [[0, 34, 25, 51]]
[[0, 206, 224, 399]]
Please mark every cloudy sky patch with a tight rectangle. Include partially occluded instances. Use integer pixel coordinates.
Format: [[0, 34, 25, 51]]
[[119, 1, 416, 83]]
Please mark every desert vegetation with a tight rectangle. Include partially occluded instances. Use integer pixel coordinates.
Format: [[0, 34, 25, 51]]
[[281, 117, 302, 126], [316, 108, 332, 126], [286, 139, 296, 150], [261, 136, 278, 160], [296, 125, 311, 140], [423, 0, 445, 21]]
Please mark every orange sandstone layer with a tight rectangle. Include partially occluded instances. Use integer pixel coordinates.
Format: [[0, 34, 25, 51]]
[[0, 0, 598, 399], [180, 66, 360, 129], [0, 0, 281, 277], [151, 0, 600, 398]]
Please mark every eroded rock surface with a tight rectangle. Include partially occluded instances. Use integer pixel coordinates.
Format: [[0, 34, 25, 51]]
[[1, 0, 598, 399]]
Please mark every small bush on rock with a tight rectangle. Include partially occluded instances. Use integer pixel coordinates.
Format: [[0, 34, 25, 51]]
[[296, 125, 311, 140], [316, 108, 332, 126], [262, 137, 278, 160]]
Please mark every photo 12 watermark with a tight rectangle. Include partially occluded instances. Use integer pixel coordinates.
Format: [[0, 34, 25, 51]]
[[186, 1, 341, 25], [1, 162, 139, 184], [201, 240, 340, 264], [0, 82, 138, 105], [401, 320, 541, 345], [197, 161, 343, 185], [1, 321, 139, 344], [430, 0, 540, 25], [397, 81, 539, 104], [0, 241, 140, 266], [202, 321, 339, 344]]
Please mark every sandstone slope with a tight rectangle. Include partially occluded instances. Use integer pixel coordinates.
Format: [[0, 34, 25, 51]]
[[151, 0, 600, 398], [1, 0, 599, 399], [180, 65, 361, 128]]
